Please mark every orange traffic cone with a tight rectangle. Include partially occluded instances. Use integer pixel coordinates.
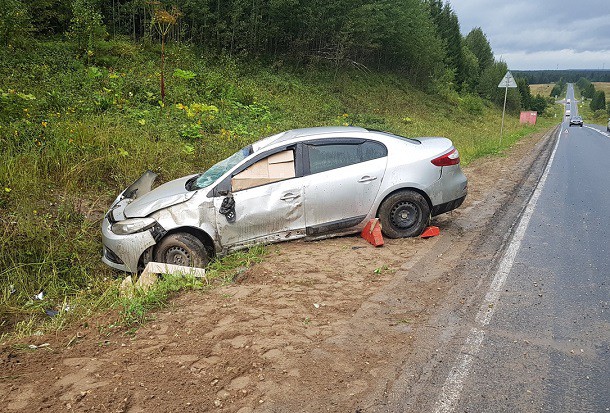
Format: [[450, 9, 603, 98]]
[[361, 218, 384, 247], [420, 226, 440, 238]]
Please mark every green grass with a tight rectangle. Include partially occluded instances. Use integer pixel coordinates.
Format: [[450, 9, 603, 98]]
[[0, 39, 560, 339]]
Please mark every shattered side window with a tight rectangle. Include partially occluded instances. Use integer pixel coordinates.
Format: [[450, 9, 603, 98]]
[[194, 146, 252, 189]]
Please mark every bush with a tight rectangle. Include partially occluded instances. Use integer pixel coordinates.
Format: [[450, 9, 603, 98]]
[[68, 0, 106, 59], [0, 0, 32, 47], [459, 94, 484, 115], [590, 90, 606, 111], [529, 95, 548, 115]]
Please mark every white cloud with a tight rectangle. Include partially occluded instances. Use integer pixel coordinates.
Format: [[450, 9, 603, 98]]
[[447, 0, 610, 69], [499, 49, 610, 70]]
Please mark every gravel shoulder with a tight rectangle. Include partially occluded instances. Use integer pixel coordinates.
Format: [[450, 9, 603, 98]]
[[0, 126, 558, 413]]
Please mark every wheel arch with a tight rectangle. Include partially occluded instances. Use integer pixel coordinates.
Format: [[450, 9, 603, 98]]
[[375, 187, 432, 218], [160, 226, 217, 258], [137, 226, 217, 271]]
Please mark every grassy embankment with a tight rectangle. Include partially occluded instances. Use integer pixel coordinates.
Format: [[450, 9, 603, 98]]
[[0, 40, 560, 339]]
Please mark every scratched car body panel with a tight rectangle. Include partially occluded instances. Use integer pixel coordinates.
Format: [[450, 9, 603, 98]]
[[101, 126, 468, 272]]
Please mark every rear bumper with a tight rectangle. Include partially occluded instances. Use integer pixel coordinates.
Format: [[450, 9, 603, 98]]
[[427, 164, 468, 212], [431, 195, 466, 216]]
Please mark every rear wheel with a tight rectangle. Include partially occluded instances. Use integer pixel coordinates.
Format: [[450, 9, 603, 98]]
[[378, 190, 430, 238], [154, 233, 209, 268]]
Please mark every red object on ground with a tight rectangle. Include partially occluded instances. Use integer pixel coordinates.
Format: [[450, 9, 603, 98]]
[[361, 218, 384, 247], [420, 226, 440, 238], [519, 111, 538, 125]]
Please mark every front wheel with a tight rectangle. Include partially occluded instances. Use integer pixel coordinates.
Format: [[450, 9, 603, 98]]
[[154, 233, 209, 268], [378, 190, 430, 238]]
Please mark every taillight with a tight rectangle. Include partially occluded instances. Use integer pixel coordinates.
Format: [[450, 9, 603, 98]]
[[431, 148, 460, 166]]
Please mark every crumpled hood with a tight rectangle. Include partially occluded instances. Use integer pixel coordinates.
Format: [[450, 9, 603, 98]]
[[123, 175, 196, 218]]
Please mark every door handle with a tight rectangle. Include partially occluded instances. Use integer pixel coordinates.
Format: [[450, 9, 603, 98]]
[[358, 176, 377, 183], [280, 193, 300, 201]]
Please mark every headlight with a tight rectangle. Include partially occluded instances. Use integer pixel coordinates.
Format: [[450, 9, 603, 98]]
[[111, 218, 157, 235]]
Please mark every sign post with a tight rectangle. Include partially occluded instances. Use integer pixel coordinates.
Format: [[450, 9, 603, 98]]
[[498, 71, 518, 145]]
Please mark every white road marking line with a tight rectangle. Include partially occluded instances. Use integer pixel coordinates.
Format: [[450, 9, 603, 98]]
[[433, 328, 485, 413], [433, 129, 562, 413], [583, 125, 610, 138]]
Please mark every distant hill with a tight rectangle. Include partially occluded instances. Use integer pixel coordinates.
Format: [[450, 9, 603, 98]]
[[514, 70, 610, 84]]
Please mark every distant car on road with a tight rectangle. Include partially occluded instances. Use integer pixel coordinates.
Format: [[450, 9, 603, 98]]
[[569, 116, 583, 127], [102, 126, 468, 272], [565, 109, 571, 117]]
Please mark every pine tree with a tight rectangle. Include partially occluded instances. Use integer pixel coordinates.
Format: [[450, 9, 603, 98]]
[[590, 90, 606, 111], [516, 77, 531, 110], [464, 28, 493, 75]]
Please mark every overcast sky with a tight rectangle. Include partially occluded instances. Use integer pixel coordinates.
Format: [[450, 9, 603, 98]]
[[448, 0, 610, 70]]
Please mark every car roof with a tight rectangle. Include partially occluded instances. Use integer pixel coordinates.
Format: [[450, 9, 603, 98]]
[[252, 126, 369, 152]]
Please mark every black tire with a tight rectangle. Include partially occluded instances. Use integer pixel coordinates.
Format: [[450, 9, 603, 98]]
[[378, 190, 430, 238], [154, 233, 209, 268]]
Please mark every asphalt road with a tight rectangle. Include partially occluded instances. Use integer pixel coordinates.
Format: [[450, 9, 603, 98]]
[[566, 83, 578, 117], [443, 89, 610, 412]]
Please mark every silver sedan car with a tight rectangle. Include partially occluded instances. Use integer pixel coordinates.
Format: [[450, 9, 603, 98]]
[[102, 126, 468, 272]]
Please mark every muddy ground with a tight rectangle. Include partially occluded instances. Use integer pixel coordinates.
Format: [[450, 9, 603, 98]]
[[1, 126, 558, 413]]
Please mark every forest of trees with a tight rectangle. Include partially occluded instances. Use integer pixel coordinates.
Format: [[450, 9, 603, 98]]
[[1, 0, 549, 112], [515, 69, 610, 85]]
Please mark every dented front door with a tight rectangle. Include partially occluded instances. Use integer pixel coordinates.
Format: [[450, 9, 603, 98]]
[[214, 179, 306, 250]]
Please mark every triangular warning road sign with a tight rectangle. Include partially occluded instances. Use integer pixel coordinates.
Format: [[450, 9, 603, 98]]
[[498, 71, 517, 88]]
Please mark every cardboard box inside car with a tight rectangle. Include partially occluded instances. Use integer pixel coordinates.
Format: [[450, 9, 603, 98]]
[[232, 150, 295, 191]]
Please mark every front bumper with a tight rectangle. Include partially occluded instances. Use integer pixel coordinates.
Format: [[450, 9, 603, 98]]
[[101, 216, 157, 272]]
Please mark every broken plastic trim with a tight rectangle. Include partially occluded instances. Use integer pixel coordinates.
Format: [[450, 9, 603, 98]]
[[306, 215, 366, 236], [122, 170, 158, 200], [150, 223, 167, 242], [219, 195, 236, 223]]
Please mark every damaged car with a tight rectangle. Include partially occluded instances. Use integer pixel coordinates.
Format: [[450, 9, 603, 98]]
[[102, 126, 468, 272]]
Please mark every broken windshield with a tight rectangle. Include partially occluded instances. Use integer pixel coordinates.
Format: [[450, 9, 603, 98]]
[[192, 145, 253, 190]]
